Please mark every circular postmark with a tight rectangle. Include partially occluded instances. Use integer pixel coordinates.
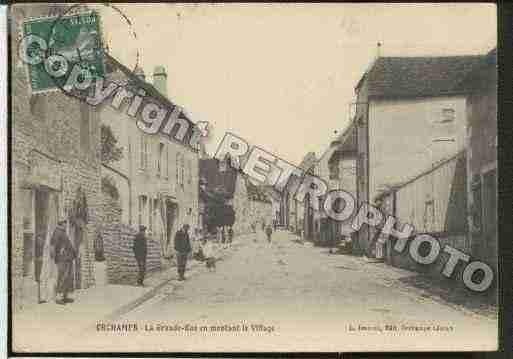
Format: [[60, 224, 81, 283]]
[[19, 3, 140, 101]]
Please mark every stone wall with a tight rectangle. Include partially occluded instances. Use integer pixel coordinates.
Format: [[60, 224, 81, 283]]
[[11, 5, 102, 310], [231, 175, 251, 235], [231, 176, 273, 235], [104, 224, 162, 285]]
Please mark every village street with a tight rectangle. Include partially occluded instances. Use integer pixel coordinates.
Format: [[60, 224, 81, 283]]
[[76, 230, 498, 353]]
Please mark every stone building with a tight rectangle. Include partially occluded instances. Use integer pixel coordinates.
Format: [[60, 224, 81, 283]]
[[199, 158, 272, 235], [338, 52, 485, 255], [296, 153, 317, 239], [98, 55, 200, 279], [199, 158, 237, 233], [230, 173, 251, 234], [308, 130, 357, 247], [245, 180, 273, 229], [231, 177, 272, 234], [11, 4, 102, 310], [262, 186, 281, 227]]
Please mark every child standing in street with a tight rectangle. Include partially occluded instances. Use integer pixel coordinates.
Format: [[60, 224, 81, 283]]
[[202, 238, 217, 272], [265, 224, 273, 243]]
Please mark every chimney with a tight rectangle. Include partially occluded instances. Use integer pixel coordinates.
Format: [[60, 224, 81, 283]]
[[376, 42, 382, 58], [134, 66, 145, 81], [153, 65, 168, 96]]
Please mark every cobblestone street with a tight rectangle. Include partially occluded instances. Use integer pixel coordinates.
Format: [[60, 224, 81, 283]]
[[76, 230, 498, 352]]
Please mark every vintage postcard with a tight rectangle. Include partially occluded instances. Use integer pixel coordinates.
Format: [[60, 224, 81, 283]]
[[10, 3, 498, 353]]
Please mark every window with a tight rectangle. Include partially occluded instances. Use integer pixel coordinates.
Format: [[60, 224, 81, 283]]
[[165, 145, 170, 178], [153, 199, 159, 232], [157, 143, 164, 176], [176, 153, 185, 187], [140, 135, 148, 170], [441, 108, 455, 123], [176, 153, 180, 185], [433, 108, 456, 138], [329, 161, 340, 180], [187, 159, 192, 184], [180, 156, 185, 187], [138, 195, 147, 227], [80, 103, 90, 153], [423, 199, 435, 232]]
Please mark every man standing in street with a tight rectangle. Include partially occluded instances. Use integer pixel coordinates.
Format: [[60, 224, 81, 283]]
[[133, 225, 147, 286], [227, 227, 233, 244], [50, 219, 76, 305], [174, 224, 192, 281]]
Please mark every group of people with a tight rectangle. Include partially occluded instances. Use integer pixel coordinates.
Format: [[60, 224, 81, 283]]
[[38, 218, 275, 305], [133, 224, 232, 286], [251, 221, 274, 243]]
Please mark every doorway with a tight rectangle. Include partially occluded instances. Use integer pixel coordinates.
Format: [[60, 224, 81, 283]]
[[305, 194, 314, 241], [21, 187, 59, 306]]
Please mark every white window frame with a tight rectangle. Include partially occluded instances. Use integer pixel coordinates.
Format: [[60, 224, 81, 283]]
[[140, 135, 148, 170], [187, 159, 192, 184], [157, 143, 164, 177], [180, 156, 185, 188], [138, 195, 147, 227], [165, 145, 170, 179], [176, 153, 180, 185]]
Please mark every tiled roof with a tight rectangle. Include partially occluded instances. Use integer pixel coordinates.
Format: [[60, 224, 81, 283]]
[[454, 48, 496, 92], [361, 55, 485, 99]]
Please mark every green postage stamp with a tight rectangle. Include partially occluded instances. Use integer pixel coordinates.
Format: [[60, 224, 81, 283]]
[[22, 11, 105, 94]]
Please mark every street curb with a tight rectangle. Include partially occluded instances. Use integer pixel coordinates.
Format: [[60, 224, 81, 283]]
[[102, 242, 241, 321], [104, 275, 174, 320]]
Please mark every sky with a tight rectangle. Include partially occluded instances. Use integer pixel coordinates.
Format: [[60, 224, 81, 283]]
[[97, 3, 496, 165]]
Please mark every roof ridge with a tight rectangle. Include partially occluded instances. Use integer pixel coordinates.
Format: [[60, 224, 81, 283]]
[[365, 53, 487, 99]]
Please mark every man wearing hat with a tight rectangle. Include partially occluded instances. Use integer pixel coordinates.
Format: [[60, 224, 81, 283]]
[[50, 219, 76, 305], [133, 225, 147, 286], [174, 224, 192, 281]]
